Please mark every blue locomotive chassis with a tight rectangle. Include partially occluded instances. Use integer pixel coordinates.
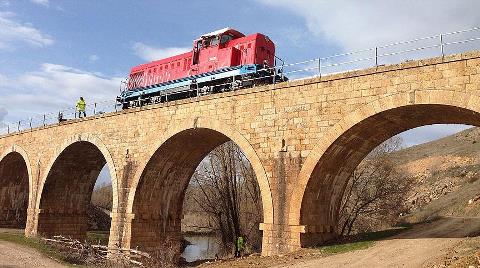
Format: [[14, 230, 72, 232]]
[[119, 64, 260, 103]]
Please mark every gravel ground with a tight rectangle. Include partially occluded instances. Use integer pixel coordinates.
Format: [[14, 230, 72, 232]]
[[0, 239, 66, 268]]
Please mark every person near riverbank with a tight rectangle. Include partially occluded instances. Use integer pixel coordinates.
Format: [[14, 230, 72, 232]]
[[235, 235, 245, 257]]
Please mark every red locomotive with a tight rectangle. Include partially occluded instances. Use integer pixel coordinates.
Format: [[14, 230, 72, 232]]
[[118, 28, 285, 108]]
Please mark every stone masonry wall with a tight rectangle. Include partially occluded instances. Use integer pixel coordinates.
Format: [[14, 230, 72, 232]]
[[0, 51, 479, 256]]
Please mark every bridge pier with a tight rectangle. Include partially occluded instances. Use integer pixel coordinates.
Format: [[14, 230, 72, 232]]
[[100, 211, 137, 260], [129, 216, 182, 260], [259, 222, 337, 254], [25, 208, 38, 237]]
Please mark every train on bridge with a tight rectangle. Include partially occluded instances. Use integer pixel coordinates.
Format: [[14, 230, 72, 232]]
[[117, 28, 287, 109]]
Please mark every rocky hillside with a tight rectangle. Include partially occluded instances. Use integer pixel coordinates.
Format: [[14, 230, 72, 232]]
[[87, 204, 111, 231], [390, 127, 480, 223], [89, 184, 112, 232]]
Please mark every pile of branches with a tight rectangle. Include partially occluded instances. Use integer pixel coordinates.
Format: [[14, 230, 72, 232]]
[[43, 236, 150, 267]]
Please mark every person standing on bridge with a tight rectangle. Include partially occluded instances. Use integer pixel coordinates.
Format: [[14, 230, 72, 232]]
[[76, 97, 86, 118]]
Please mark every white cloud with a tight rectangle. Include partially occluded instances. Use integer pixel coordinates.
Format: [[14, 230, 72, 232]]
[[0, 12, 54, 49], [133, 42, 190, 62], [257, 0, 480, 52], [88, 54, 99, 62], [0, 64, 122, 122], [30, 0, 49, 7], [0, 107, 7, 129], [400, 124, 472, 148]]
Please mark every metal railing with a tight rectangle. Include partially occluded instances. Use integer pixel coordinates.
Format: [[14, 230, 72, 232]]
[[1, 26, 480, 136], [0, 100, 120, 135], [280, 26, 480, 79]]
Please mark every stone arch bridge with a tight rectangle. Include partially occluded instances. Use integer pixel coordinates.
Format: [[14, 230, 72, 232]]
[[1, 51, 480, 256]]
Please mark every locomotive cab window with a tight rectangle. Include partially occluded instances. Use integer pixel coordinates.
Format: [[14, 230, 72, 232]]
[[202, 39, 210, 47], [211, 36, 220, 46], [220, 34, 233, 44]]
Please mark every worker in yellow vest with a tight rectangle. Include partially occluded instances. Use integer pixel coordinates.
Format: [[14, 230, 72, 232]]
[[76, 97, 86, 118], [235, 235, 245, 257]]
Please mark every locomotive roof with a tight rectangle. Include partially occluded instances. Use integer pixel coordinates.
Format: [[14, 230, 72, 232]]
[[195, 27, 245, 40]]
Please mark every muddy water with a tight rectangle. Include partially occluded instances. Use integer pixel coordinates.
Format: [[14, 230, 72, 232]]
[[182, 235, 221, 262]]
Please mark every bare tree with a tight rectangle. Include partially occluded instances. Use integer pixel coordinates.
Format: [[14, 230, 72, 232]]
[[184, 141, 263, 255], [91, 183, 113, 211], [338, 136, 414, 236], [1, 183, 28, 227]]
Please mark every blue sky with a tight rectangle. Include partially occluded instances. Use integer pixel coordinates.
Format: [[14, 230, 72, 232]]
[[0, 0, 340, 122], [0, 0, 480, 185], [1, 0, 479, 120]]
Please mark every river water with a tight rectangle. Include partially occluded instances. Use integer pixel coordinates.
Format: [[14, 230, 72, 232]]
[[182, 235, 221, 262]]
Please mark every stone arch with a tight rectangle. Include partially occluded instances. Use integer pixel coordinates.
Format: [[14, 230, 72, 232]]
[[125, 117, 273, 254], [291, 89, 480, 247], [0, 145, 32, 228], [35, 134, 118, 240]]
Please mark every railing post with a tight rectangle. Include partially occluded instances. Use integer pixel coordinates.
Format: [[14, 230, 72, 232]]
[[318, 58, 322, 79], [273, 56, 277, 85], [17, 121, 20, 132], [94, 102, 97, 115], [375, 47, 378, 67], [7, 125, 9, 134], [440, 34, 445, 57], [29, 118, 32, 130], [273, 66, 277, 85]]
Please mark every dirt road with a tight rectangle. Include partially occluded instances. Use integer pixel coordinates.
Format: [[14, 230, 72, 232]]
[[277, 217, 480, 268], [0, 217, 478, 267], [0, 240, 66, 268]]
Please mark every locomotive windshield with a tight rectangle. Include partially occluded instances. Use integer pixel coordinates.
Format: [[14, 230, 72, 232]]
[[210, 36, 220, 46], [200, 36, 220, 48]]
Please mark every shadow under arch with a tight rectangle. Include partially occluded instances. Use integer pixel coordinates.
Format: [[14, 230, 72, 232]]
[[35, 134, 118, 240], [291, 90, 480, 247], [125, 117, 273, 255], [0, 145, 32, 229]]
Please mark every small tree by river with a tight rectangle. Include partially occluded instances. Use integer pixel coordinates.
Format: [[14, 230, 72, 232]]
[[337, 136, 414, 236], [183, 141, 263, 256]]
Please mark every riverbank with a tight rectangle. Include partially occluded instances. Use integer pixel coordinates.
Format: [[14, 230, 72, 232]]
[[195, 228, 406, 267]]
